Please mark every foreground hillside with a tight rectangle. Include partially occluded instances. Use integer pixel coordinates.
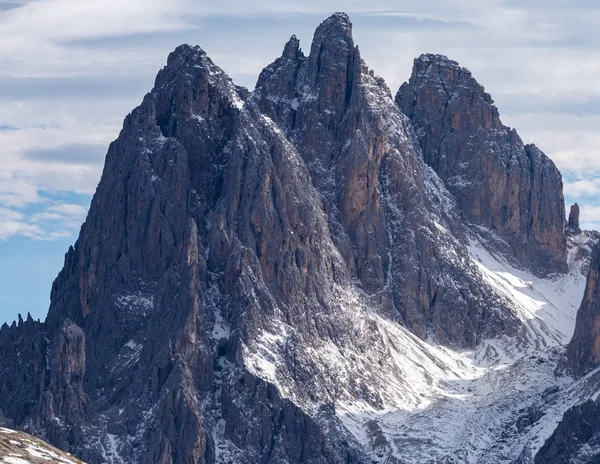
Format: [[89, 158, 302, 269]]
[[0, 427, 84, 464]]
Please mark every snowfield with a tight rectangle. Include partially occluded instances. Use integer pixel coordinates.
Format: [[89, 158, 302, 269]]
[[244, 232, 595, 463]]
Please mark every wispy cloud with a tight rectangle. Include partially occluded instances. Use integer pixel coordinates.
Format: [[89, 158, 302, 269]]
[[565, 179, 600, 197], [24, 144, 107, 165], [0, 206, 44, 240], [0, 203, 87, 241], [0, 0, 599, 241], [0, 0, 190, 79]]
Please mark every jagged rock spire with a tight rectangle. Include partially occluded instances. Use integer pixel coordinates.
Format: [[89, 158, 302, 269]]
[[568, 203, 581, 233], [282, 34, 301, 59], [306, 12, 360, 112], [399, 54, 502, 132]]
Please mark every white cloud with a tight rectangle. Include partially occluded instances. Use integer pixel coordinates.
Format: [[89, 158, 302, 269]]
[[0, 98, 131, 210], [0, 207, 43, 240], [0, 203, 87, 241], [565, 179, 600, 197], [0, 0, 189, 79], [579, 205, 600, 231], [187, 0, 504, 16], [1, 0, 599, 240], [0, 0, 187, 42], [45, 204, 87, 216]]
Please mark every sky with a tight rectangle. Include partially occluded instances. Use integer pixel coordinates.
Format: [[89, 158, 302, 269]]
[[0, 0, 599, 325]]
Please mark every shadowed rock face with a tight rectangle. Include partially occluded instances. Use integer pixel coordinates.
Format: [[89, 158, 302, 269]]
[[534, 400, 600, 464], [568, 203, 581, 234], [0, 315, 48, 428], [0, 32, 372, 463], [0, 13, 573, 464], [396, 54, 567, 276], [564, 246, 600, 377]]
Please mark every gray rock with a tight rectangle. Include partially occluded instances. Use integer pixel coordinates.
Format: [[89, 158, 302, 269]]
[[535, 400, 600, 463], [397, 54, 567, 276], [563, 245, 600, 377], [569, 203, 582, 234]]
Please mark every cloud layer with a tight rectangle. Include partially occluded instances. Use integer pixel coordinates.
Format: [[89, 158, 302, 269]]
[[0, 0, 599, 235]]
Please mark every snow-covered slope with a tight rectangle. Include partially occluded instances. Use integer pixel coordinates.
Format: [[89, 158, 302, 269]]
[[469, 235, 588, 363], [243, 231, 592, 463]]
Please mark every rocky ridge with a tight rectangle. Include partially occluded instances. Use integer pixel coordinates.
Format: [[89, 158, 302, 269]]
[[0, 12, 598, 464]]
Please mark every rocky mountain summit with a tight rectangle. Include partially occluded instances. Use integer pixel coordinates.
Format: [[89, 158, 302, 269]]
[[1, 12, 599, 464], [397, 54, 567, 276]]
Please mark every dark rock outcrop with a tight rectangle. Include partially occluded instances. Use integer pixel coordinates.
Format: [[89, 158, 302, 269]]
[[569, 203, 582, 234], [565, 248, 600, 376], [564, 246, 600, 377], [396, 54, 567, 275], [0, 315, 47, 427], [0, 315, 88, 454], [535, 400, 600, 464]]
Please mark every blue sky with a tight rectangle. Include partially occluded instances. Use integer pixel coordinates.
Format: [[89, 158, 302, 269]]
[[1, 0, 599, 325]]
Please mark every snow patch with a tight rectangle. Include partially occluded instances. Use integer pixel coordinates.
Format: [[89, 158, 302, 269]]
[[2, 457, 31, 464], [115, 292, 153, 317], [468, 238, 585, 355]]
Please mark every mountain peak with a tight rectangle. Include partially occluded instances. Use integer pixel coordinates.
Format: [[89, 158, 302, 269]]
[[282, 34, 302, 59], [415, 53, 460, 68], [320, 12, 352, 33], [312, 12, 353, 47], [397, 51, 567, 275], [166, 44, 206, 67], [404, 53, 494, 111], [304, 11, 359, 111]]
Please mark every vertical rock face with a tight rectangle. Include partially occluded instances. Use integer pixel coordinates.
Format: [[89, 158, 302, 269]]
[[1, 37, 371, 463], [568, 203, 581, 234], [47, 321, 87, 420], [0, 315, 47, 428], [396, 54, 567, 275], [564, 246, 600, 377], [0, 316, 87, 452], [254, 13, 518, 348]]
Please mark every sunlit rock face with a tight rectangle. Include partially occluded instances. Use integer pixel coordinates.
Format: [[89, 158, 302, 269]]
[[397, 54, 567, 276]]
